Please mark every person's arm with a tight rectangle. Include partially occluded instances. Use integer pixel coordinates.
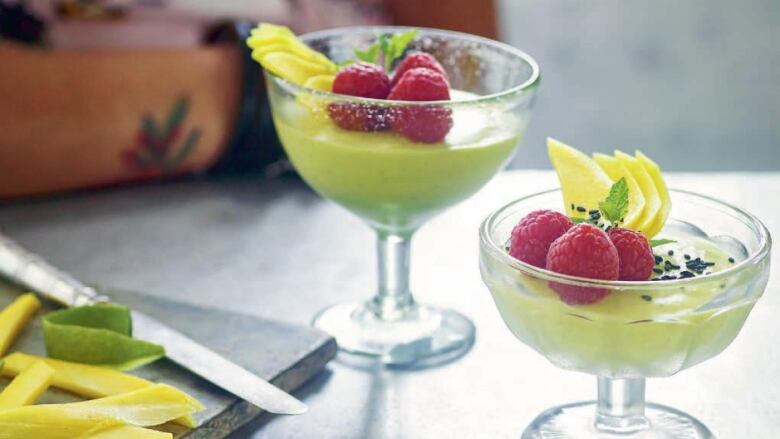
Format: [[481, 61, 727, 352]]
[[0, 42, 241, 198]]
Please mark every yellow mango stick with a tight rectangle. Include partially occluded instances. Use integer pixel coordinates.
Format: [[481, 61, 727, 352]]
[[84, 425, 172, 439], [0, 294, 40, 356], [0, 384, 202, 439], [1, 353, 197, 428], [0, 361, 54, 409]]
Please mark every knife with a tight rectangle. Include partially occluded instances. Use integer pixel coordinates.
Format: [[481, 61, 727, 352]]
[[0, 233, 307, 415]]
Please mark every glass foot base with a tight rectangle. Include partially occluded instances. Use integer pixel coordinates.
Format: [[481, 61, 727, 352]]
[[522, 401, 714, 438], [312, 301, 475, 367]]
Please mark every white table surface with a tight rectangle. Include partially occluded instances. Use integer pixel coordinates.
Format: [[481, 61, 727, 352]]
[[0, 170, 777, 438]]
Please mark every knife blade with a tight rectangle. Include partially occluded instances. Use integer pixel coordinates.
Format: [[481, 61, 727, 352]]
[[0, 233, 307, 415]]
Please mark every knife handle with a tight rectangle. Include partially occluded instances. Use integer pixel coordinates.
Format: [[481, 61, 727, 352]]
[[0, 233, 107, 307]]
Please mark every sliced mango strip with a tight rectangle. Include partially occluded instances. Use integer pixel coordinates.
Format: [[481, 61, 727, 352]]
[[592, 153, 646, 229], [614, 150, 662, 237], [43, 304, 165, 371], [0, 294, 40, 357], [254, 52, 334, 85], [0, 384, 201, 439], [0, 361, 54, 409], [247, 23, 337, 86], [84, 425, 172, 439], [0, 353, 196, 428], [636, 150, 671, 236], [547, 138, 613, 219]]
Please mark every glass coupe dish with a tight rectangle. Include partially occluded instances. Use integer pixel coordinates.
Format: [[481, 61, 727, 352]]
[[263, 26, 539, 365], [480, 189, 771, 438]]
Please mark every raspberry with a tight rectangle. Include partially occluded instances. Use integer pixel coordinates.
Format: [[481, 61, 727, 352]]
[[608, 228, 654, 281], [509, 210, 573, 268], [328, 62, 391, 131], [332, 62, 391, 99], [546, 224, 619, 305], [391, 52, 448, 87], [387, 68, 452, 143]]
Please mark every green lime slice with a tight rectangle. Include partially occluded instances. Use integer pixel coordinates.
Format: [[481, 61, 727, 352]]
[[43, 304, 164, 371]]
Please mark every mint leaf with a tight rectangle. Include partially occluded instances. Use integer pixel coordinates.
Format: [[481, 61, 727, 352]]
[[598, 177, 629, 224], [649, 238, 677, 247], [354, 43, 380, 64], [384, 29, 418, 71], [347, 29, 419, 73]]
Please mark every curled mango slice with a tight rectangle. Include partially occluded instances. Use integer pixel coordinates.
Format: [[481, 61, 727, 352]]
[[0, 361, 54, 409], [0, 294, 40, 357], [0, 353, 196, 428], [0, 384, 201, 439], [246, 23, 337, 86]]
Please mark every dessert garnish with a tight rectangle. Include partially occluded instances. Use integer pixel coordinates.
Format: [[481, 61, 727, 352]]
[[247, 24, 454, 143], [548, 138, 671, 238], [509, 138, 737, 304]]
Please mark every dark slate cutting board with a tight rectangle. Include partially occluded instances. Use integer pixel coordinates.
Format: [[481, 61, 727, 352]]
[[0, 282, 337, 438]]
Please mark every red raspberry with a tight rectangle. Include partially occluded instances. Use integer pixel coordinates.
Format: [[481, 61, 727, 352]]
[[328, 62, 391, 131], [509, 210, 573, 268], [391, 52, 449, 87], [546, 224, 619, 305], [387, 68, 452, 143], [608, 228, 654, 281], [332, 62, 391, 98]]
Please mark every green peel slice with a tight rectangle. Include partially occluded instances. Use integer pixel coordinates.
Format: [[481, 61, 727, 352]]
[[43, 304, 164, 371]]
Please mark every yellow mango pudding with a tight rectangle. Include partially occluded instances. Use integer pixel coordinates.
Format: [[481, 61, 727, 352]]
[[479, 139, 771, 438], [249, 24, 539, 364]]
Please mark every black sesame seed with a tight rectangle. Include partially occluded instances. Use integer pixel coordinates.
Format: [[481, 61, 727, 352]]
[[664, 261, 681, 271], [667, 250, 674, 256], [605, 225, 612, 232], [684, 254, 691, 260], [678, 271, 695, 279], [705, 272, 711, 275], [728, 257, 735, 263], [660, 275, 678, 280], [641, 295, 653, 302], [576, 206, 586, 213], [653, 268, 664, 274], [571, 203, 575, 210], [654, 255, 663, 264]]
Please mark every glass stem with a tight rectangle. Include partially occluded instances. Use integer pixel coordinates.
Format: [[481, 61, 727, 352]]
[[369, 233, 416, 321], [594, 377, 650, 435]]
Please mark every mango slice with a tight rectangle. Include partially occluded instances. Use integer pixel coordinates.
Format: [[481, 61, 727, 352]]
[[0, 294, 40, 357], [636, 150, 671, 236], [592, 153, 646, 229], [84, 425, 172, 439], [247, 23, 337, 87], [255, 52, 335, 86], [0, 353, 196, 428], [614, 150, 662, 237], [0, 361, 54, 409], [0, 384, 201, 439], [548, 138, 613, 219]]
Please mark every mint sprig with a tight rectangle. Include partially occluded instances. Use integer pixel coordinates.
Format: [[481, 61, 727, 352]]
[[598, 177, 629, 224], [349, 29, 418, 73]]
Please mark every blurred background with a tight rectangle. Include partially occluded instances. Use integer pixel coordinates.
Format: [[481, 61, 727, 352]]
[[1, 0, 778, 199]]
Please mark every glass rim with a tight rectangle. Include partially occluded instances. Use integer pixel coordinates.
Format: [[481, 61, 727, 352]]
[[264, 25, 541, 107], [479, 188, 772, 290]]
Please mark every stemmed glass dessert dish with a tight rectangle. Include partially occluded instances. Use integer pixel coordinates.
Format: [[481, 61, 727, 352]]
[[251, 25, 540, 364], [479, 141, 772, 438]]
